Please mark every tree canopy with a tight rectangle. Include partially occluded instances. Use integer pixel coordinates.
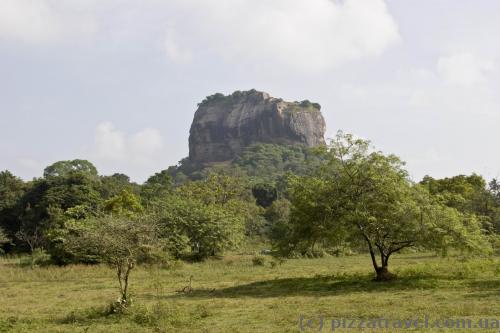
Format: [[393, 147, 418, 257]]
[[276, 133, 490, 280]]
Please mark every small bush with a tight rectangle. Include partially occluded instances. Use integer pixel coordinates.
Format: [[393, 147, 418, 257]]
[[19, 249, 52, 268], [252, 255, 266, 266], [304, 249, 329, 258], [138, 246, 172, 268], [327, 247, 355, 257], [0, 317, 18, 332], [193, 304, 210, 319], [451, 262, 481, 279]]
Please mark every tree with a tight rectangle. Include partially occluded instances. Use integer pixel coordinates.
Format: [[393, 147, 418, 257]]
[[68, 216, 162, 307], [179, 171, 263, 238], [265, 198, 291, 244], [488, 179, 500, 233], [0, 226, 10, 248], [233, 143, 322, 182], [421, 174, 500, 236], [420, 174, 489, 214], [100, 173, 139, 199], [155, 195, 244, 260], [283, 133, 489, 280], [0, 170, 26, 211], [252, 183, 277, 208], [140, 170, 173, 204], [15, 227, 44, 253], [149, 172, 250, 260], [0, 171, 26, 245], [43, 159, 98, 179], [179, 172, 252, 205], [9, 161, 102, 256], [103, 189, 143, 217]]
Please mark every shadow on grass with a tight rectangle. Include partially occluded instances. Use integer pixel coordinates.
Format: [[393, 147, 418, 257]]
[[464, 279, 500, 299], [157, 273, 446, 300]]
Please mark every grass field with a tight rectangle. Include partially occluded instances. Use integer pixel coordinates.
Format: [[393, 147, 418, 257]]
[[0, 252, 499, 332]]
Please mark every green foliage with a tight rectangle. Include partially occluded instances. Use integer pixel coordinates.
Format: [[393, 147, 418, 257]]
[[179, 172, 253, 205], [198, 92, 227, 106], [0, 170, 26, 212], [420, 174, 492, 223], [265, 198, 291, 237], [297, 99, 321, 110], [197, 89, 262, 107], [44, 207, 100, 264], [141, 170, 173, 203], [12, 168, 102, 257], [168, 143, 323, 193], [154, 194, 244, 260], [19, 248, 52, 268], [149, 172, 252, 260], [1, 131, 498, 284], [43, 159, 98, 179], [234, 143, 321, 183], [42, 172, 102, 212], [280, 132, 490, 279], [251, 183, 277, 207], [104, 189, 144, 217], [420, 173, 500, 253], [0, 171, 26, 244], [0, 226, 9, 244], [0, 227, 10, 253], [252, 254, 266, 266], [99, 173, 139, 199]]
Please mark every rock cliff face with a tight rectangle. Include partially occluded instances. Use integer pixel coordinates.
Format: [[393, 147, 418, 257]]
[[188, 90, 326, 164]]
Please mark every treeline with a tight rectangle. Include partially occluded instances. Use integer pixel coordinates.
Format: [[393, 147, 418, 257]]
[[1, 135, 499, 277], [0, 161, 263, 264]]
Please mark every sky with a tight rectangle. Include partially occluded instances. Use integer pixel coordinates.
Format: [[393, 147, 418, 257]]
[[1, 0, 500, 183]]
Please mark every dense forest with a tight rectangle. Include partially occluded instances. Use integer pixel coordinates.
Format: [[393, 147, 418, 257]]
[[1, 132, 499, 301]]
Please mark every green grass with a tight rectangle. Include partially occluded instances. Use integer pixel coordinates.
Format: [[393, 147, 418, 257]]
[[0, 253, 499, 332]]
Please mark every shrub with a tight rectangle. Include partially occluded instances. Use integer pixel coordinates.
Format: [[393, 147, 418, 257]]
[[19, 249, 52, 268], [304, 249, 329, 258], [67, 216, 163, 306], [252, 255, 266, 266]]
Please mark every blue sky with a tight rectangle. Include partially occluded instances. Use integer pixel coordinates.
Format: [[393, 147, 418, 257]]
[[1, 0, 500, 183]]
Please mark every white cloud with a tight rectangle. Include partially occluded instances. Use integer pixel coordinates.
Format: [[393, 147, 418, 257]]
[[91, 122, 167, 182], [164, 27, 192, 64], [94, 122, 164, 163], [437, 52, 495, 85], [0, 0, 58, 43], [165, 0, 399, 71], [0, 0, 97, 44], [0, 0, 399, 70], [129, 128, 164, 158], [94, 122, 126, 160]]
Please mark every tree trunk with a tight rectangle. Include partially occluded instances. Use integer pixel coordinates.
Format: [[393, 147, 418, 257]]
[[116, 261, 133, 306], [121, 261, 134, 303], [374, 255, 396, 281], [358, 226, 397, 281]]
